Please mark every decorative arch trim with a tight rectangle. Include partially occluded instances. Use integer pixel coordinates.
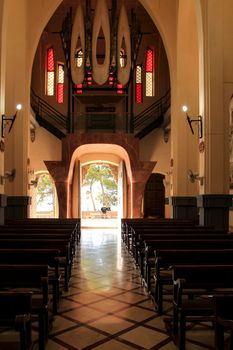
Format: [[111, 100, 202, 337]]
[[45, 134, 156, 218], [92, 0, 110, 85], [117, 1, 131, 85], [70, 3, 85, 85]]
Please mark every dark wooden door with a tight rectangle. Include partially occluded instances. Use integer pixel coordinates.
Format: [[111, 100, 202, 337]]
[[143, 173, 165, 218]]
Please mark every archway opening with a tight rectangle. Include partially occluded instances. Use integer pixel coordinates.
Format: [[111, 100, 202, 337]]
[[29, 172, 58, 218], [81, 162, 120, 228]]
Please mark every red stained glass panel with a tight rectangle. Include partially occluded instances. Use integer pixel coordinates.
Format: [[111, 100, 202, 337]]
[[57, 83, 64, 104], [136, 83, 142, 103], [146, 48, 153, 73], [47, 47, 55, 72]]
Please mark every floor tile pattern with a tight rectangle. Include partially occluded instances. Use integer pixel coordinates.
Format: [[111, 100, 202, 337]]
[[45, 228, 217, 349]]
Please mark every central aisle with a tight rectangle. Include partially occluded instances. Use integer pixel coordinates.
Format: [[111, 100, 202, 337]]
[[46, 228, 214, 350]]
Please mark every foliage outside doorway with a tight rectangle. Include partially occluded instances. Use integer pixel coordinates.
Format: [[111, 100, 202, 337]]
[[81, 163, 118, 219]]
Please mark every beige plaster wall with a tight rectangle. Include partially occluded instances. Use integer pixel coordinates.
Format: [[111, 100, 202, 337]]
[[171, 0, 200, 196], [28, 122, 61, 173], [199, 0, 233, 194], [80, 153, 120, 166], [2, 0, 29, 195]]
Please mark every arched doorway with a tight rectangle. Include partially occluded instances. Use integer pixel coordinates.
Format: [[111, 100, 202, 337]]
[[29, 171, 58, 218], [45, 134, 155, 218], [81, 162, 119, 228], [143, 173, 165, 218]]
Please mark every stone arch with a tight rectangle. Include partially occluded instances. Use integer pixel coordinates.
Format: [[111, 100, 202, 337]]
[[45, 134, 156, 218]]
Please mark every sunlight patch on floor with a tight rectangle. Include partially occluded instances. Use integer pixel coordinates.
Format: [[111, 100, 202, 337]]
[[81, 218, 119, 229]]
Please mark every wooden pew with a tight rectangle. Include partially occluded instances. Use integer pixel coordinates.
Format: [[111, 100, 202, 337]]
[[0, 291, 33, 350], [128, 226, 223, 254], [0, 249, 61, 314], [171, 264, 233, 350], [121, 218, 198, 250], [133, 230, 229, 264], [0, 264, 50, 350], [141, 238, 233, 289], [153, 249, 233, 315], [0, 227, 77, 256], [121, 218, 197, 249], [213, 295, 233, 350], [5, 218, 81, 241], [0, 239, 71, 291]]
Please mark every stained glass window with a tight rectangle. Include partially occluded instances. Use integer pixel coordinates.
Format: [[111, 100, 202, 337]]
[[46, 47, 55, 96], [146, 48, 154, 97], [56, 63, 64, 104], [135, 65, 142, 103]]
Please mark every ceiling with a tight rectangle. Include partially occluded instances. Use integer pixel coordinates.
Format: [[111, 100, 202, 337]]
[[45, 0, 157, 35]]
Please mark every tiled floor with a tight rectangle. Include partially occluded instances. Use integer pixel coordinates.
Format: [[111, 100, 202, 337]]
[[44, 228, 216, 350]]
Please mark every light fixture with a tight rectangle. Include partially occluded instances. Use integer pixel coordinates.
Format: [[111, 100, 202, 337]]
[[163, 126, 170, 143], [28, 178, 38, 189], [187, 169, 204, 186], [182, 105, 203, 138], [30, 128, 36, 142], [1, 103, 22, 138], [0, 169, 16, 185]]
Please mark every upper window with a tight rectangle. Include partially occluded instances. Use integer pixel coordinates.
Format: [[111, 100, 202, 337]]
[[119, 49, 126, 68], [56, 63, 65, 104], [75, 49, 83, 68], [145, 48, 154, 97], [135, 65, 142, 103], [46, 47, 55, 96]]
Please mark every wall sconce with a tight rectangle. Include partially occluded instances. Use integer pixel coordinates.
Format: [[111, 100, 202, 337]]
[[182, 105, 203, 138], [0, 169, 16, 185], [1, 104, 22, 138], [187, 169, 204, 186], [28, 178, 38, 189], [163, 126, 170, 143], [30, 128, 36, 142]]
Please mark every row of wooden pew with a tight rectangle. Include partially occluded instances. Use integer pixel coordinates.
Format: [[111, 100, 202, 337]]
[[122, 218, 233, 350], [0, 218, 80, 350]]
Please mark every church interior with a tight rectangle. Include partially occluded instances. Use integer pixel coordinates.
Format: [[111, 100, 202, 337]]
[[0, 0, 233, 349]]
